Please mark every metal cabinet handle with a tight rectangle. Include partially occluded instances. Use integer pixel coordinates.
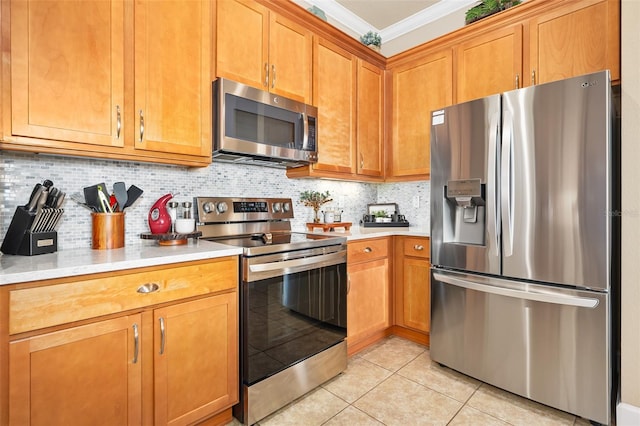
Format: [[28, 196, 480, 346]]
[[272, 64, 276, 88], [360, 153, 364, 169], [347, 276, 351, 294], [116, 105, 121, 139], [264, 63, 269, 87], [139, 110, 144, 142], [363, 247, 372, 253], [515, 74, 519, 89], [413, 244, 424, 251], [132, 323, 139, 364], [531, 69, 536, 85], [137, 283, 160, 294], [159, 317, 166, 355]]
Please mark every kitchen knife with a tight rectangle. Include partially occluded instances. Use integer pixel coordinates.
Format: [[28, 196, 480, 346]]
[[27, 186, 45, 212], [27, 183, 42, 207]]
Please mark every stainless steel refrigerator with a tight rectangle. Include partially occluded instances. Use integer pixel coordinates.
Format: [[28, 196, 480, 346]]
[[430, 70, 619, 425]]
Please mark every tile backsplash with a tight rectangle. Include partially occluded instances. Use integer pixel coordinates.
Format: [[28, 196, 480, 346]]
[[0, 151, 429, 250]]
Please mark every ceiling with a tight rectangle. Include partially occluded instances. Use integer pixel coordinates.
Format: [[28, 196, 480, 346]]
[[292, 0, 482, 57]]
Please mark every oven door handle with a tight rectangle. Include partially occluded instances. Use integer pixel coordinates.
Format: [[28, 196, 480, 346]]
[[248, 251, 345, 277]]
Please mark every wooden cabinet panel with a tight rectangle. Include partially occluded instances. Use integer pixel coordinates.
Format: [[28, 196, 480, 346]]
[[10, 258, 238, 334], [456, 25, 523, 102], [268, 13, 313, 102], [154, 293, 238, 426], [134, 0, 211, 157], [312, 38, 357, 174], [357, 60, 384, 177], [402, 257, 430, 332], [403, 237, 429, 260], [216, 0, 269, 90], [390, 49, 452, 178], [347, 257, 390, 346], [529, 0, 620, 85], [10, 0, 124, 147], [9, 315, 142, 425]]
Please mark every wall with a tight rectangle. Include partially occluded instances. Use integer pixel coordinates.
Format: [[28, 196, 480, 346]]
[[0, 151, 429, 250], [619, 0, 640, 422]]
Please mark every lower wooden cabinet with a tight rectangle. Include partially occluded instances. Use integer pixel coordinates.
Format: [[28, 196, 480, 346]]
[[6, 257, 238, 426], [394, 236, 431, 343], [347, 238, 391, 354]]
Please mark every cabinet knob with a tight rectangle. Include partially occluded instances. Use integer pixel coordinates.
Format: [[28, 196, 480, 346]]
[[413, 245, 424, 251], [363, 247, 372, 253], [137, 283, 160, 293]]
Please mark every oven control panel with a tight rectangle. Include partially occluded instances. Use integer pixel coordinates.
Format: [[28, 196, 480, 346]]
[[194, 197, 294, 224]]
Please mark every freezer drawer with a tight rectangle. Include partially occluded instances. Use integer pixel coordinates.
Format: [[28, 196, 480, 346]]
[[430, 269, 612, 425]]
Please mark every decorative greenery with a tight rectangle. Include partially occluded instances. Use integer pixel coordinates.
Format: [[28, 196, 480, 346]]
[[300, 190, 333, 222], [465, 0, 521, 25], [360, 31, 381, 48], [373, 210, 388, 218]]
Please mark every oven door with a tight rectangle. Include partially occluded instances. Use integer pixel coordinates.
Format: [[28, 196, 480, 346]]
[[241, 246, 347, 386]]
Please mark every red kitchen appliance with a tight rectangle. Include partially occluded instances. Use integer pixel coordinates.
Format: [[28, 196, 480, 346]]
[[148, 193, 173, 234]]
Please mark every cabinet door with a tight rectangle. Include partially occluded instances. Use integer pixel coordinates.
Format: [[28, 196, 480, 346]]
[[9, 315, 142, 425], [402, 257, 431, 332], [456, 24, 523, 102], [10, 0, 124, 147], [529, 0, 620, 85], [134, 0, 211, 157], [391, 49, 452, 178], [347, 258, 390, 347], [154, 293, 238, 426], [312, 38, 357, 174], [216, 0, 269, 90], [357, 60, 384, 177], [268, 13, 313, 103]]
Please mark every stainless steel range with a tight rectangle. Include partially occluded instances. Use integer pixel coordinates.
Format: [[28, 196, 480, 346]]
[[195, 197, 348, 425]]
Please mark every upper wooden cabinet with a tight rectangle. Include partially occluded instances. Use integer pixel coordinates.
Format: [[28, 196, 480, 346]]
[[3, 0, 212, 166], [216, 0, 312, 103], [388, 48, 453, 179], [133, 0, 212, 158], [456, 25, 523, 103], [528, 0, 620, 85], [9, 0, 125, 148], [356, 59, 384, 178]]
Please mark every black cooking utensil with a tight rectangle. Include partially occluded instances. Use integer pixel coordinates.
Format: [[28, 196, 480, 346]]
[[84, 182, 110, 213], [123, 185, 143, 209], [113, 182, 128, 212]]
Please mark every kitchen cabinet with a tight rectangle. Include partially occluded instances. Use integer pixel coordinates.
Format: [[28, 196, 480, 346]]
[[216, 0, 312, 103], [393, 237, 430, 345], [456, 25, 523, 102], [5, 257, 238, 425], [528, 0, 620, 85], [388, 48, 453, 180], [347, 238, 391, 354], [356, 59, 384, 178], [2, 0, 212, 166]]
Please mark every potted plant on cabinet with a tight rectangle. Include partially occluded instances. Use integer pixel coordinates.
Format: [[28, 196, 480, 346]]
[[360, 31, 382, 52]]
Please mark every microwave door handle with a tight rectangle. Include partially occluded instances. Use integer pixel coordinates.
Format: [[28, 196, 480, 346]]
[[302, 112, 309, 148]]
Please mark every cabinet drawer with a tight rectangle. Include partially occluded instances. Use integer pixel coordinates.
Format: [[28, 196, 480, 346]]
[[9, 256, 238, 335], [403, 237, 430, 259], [348, 238, 388, 263]]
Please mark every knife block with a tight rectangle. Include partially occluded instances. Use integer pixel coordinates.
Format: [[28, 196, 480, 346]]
[[0, 206, 58, 255]]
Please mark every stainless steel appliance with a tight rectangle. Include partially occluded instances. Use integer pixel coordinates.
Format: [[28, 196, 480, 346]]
[[195, 197, 347, 425], [213, 78, 318, 168], [430, 70, 619, 425]]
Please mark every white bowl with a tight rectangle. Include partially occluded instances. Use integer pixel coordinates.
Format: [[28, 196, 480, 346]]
[[175, 218, 195, 234]]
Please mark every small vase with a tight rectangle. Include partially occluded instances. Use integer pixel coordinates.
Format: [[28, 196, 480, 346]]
[[367, 44, 381, 53]]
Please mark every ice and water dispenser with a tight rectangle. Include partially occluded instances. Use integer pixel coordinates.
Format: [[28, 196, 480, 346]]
[[442, 178, 486, 246]]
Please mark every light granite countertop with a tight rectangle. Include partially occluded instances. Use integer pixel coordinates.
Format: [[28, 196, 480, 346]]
[[1, 225, 428, 286], [0, 239, 242, 286]]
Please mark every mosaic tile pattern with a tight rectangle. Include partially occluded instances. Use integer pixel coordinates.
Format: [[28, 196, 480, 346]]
[[243, 336, 594, 426], [0, 152, 428, 250]]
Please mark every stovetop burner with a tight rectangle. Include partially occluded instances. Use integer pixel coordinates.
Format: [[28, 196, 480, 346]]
[[194, 197, 346, 256]]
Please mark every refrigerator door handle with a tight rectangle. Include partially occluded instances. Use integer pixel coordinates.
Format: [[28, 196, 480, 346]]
[[433, 272, 599, 308], [487, 112, 500, 257], [501, 109, 514, 256]]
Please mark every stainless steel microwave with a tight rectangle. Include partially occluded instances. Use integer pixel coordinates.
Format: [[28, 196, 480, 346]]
[[213, 78, 318, 168]]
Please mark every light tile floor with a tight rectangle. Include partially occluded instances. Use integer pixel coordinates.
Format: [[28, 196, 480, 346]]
[[228, 335, 592, 426]]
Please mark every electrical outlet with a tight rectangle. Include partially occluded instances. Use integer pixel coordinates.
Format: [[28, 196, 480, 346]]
[[412, 195, 420, 208]]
